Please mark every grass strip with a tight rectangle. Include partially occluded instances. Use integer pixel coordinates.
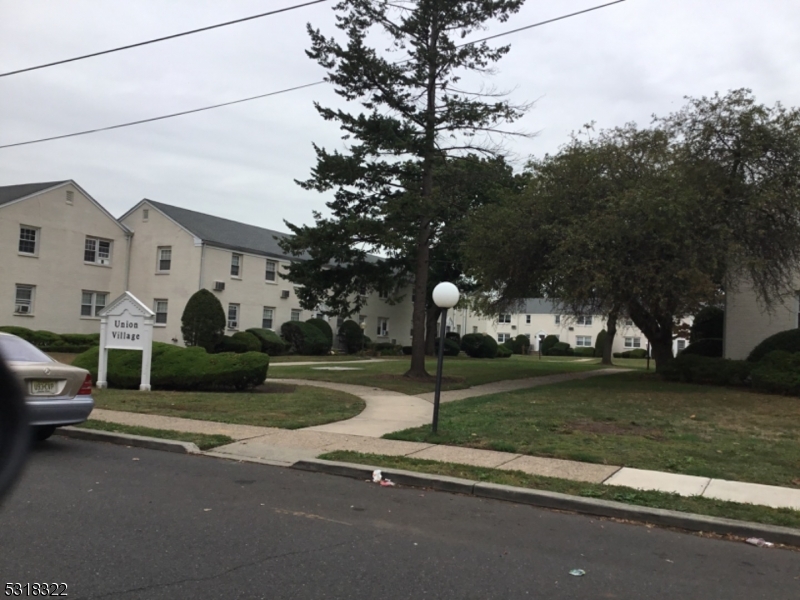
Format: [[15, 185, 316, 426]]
[[76, 420, 234, 450]]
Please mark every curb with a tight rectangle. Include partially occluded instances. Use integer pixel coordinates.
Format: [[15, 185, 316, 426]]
[[57, 426, 201, 455], [293, 459, 800, 547]]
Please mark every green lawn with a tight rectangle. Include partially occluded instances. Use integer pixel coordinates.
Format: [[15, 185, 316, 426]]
[[269, 354, 375, 363], [92, 383, 365, 429], [77, 420, 234, 450], [385, 371, 800, 487], [274, 354, 604, 395], [321, 451, 800, 529]]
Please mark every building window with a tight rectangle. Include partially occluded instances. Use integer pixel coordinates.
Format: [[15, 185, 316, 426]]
[[623, 319, 634, 327], [377, 318, 389, 337], [677, 339, 686, 353], [554, 315, 561, 325], [14, 285, 35, 315], [227, 303, 239, 329], [379, 288, 389, 299], [358, 314, 367, 326], [157, 246, 172, 272], [577, 315, 593, 326], [498, 333, 511, 343], [291, 309, 302, 322], [84, 237, 112, 265], [473, 326, 478, 334], [336, 316, 344, 330], [154, 300, 168, 324], [265, 260, 277, 282], [575, 335, 592, 347], [262, 307, 274, 329], [142, 208, 149, 221], [525, 315, 531, 324], [231, 253, 242, 277], [498, 314, 511, 324], [81, 291, 107, 317], [456, 324, 462, 334], [66, 190, 74, 205], [624, 337, 642, 348], [18, 226, 38, 255]]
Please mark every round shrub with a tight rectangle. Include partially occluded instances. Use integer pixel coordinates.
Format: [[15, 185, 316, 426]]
[[29, 330, 63, 348], [281, 321, 331, 355], [445, 331, 461, 344], [751, 351, 800, 395], [232, 331, 261, 353], [73, 343, 269, 390], [690, 306, 724, 343], [338, 320, 365, 354], [540, 335, 559, 355], [747, 329, 800, 363], [402, 345, 413, 355], [572, 347, 595, 357], [594, 330, 608, 357], [215, 335, 249, 354], [661, 354, 752, 387], [246, 328, 289, 355], [181, 289, 226, 352], [496, 344, 512, 358], [548, 341, 573, 356], [60, 333, 100, 346], [460, 333, 498, 358], [435, 338, 461, 357], [306, 318, 334, 347], [681, 338, 722, 358], [514, 334, 531, 354], [0, 326, 35, 342]]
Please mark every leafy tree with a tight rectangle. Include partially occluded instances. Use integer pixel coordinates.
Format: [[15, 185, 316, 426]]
[[465, 90, 800, 371], [181, 289, 226, 352], [690, 306, 724, 343], [279, 0, 528, 377]]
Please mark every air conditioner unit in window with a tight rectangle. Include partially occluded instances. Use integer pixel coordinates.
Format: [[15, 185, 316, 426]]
[[281, 290, 290, 299], [99, 258, 110, 266], [15, 305, 30, 314], [511, 325, 517, 330], [568, 326, 574, 331], [213, 281, 225, 292]]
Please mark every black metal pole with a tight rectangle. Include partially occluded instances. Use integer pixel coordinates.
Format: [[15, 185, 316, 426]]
[[432, 308, 448, 434], [646, 342, 651, 371]]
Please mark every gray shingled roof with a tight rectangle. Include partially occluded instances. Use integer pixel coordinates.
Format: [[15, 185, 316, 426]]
[[520, 298, 558, 314], [0, 181, 69, 207], [145, 199, 305, 260]]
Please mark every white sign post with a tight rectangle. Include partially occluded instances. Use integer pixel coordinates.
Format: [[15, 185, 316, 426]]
[[97, 292, 155, 391]]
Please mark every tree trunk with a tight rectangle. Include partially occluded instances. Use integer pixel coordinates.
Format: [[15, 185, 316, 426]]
[[425, 304, 441, 356], [650, 335, 675, 373], [627, 299, 675, 373], [407, 232, 431, 377], [602, 307, 619, 366]]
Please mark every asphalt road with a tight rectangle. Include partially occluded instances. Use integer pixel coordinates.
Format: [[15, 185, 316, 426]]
[[1, 439, 798, 600]]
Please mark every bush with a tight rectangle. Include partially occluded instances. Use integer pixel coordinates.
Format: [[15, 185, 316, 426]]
[[751, 351, 800, 395], [281, 321, 331, 355], [502, 335, 530, 355], [338, 320, 365, 354], [0, 326, 36, 342], [0, 328, 100, 351], [402, 346, 413, 355], [594, 330, 608, 358], [661, 354, 751, 387], [445, 331, 461, 344], [60, 333, 100, 346], [435, 338, 461, 357], [73, 343, 269, 391], [233, 331, 261, 353], [690, 306, 724, 343], [246, 328, 289, 356], [540, 335, 560, 355], [181, 289, 226, 352], [460, 333, 498, 358], [681, 338, 722, 358], [496, 344, 512, 358], [370, 342, 402, 356], [43, 344, 94, 354], [215, 335, 249, 354], [614, 348, 648, 359], [747, 329, 800, 363], [306, 318, 334, 347], [548, 341, 573, 356], [573, 347, 595, 357]]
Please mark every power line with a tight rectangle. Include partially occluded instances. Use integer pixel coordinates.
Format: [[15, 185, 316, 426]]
[[0, 0, 627, 150], [0, 0, 328, 78]]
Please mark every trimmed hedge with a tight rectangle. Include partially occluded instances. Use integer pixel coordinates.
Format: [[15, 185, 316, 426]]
[[460, 333, 498, 358], [246, 328, 289, 356], [371, 342, 402, 356], [281, 321, 331, 355], [181, 289, 226, 352], [547, 341, 573, 356], [445, 331, 461, 344], [540, 335, 559, 355], [751, 351, 800, 396], [747, 329, 800, 363], [613, 348, 648, 359], [496, 344, 512, 358], [572, 347, 595, 357], [0, 326, 100, 352], [681, 338, 723, 358], [502, 335, 530, 355], [594, 330, 607, 357], [306, 318, 334, 347], [661, 354, 751, 387], [233, 331, 261, 353], [402, 346, 413, 355], [73, 343, 269, 391], [60, 333, 100, 345], [338, 320, 365, 354], [435, 338, 461, 357]]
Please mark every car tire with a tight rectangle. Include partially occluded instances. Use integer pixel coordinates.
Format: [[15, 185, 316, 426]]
[[33, 426, 57, 442]]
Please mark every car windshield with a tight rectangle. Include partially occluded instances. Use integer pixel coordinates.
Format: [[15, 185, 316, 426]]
[[0, 335, 53, 363]]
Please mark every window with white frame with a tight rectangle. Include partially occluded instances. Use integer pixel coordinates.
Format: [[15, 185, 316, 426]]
[[677, 339, 686, 352], [66, 190, 74, 205], [290, 309, 301, 322], [14, 285, 34, 315], [575, 335, 592, 347], [231, 253, 242, 277], [377, 317, 389, 337], [157, 246, 172, 272], [227, 304, 239, 329], [623, 319, 634, 327], [498, 333, 511, 343], [154, 299, 168, 324], [498, 314, 511, 323], [81, 291, 107, 317], [142, 208, 149, 221], [262, 307, 274, 329], [526, 315, 531, 324], [554, 315, 561, 325], [18, 226, 39, 255], [265, 260, 277, 282], [576, 315, 593, 326], [624, 337, 641, 348], [84, 237, 112, 265]]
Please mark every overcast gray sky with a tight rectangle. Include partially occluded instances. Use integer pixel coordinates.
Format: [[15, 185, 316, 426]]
[[1, 0, 798, 232]]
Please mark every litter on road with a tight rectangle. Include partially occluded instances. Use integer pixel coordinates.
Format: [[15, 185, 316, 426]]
[[745, 538, 775, 548], [569, 569, 586, 577]]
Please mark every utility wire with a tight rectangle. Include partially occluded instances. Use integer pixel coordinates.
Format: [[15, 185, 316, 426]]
[[0, 0, 626, 150], [0, 0, 328, 78]]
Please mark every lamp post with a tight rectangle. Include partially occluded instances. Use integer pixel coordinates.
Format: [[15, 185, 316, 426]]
[[432, 282, 460, 434]]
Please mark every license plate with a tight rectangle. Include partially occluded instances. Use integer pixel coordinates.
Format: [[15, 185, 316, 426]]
[[30, 380, 58, 395]]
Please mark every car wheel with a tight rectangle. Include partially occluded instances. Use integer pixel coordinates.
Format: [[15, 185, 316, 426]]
[[33, 426, 56, 442]]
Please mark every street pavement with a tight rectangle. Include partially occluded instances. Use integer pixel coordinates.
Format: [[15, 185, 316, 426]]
[[1, 438, 798, 600]]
